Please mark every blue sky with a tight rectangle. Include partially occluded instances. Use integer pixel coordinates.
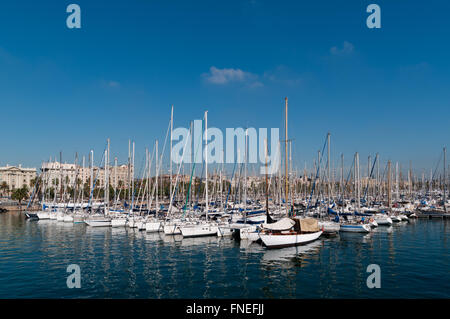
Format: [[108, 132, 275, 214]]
[[0, 0, 449, 176]]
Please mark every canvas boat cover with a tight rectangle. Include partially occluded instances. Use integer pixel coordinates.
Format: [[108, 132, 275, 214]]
[[299, 218, 319, 232], [262, 217, 295, 231]]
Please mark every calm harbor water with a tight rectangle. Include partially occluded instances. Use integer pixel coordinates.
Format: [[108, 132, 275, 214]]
[[0, 212, 448, 299]]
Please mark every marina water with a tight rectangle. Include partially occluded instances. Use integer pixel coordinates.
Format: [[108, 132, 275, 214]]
[[0, 211, 448, 298]]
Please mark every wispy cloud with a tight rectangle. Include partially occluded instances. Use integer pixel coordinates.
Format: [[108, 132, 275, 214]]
[[203, 66, 262, 88], [203, 66, 255, 84], [330, 41, 354, 56]]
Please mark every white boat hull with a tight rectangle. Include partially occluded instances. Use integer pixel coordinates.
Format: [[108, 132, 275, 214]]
[[180, 224, 218, 238], [318, 221, 340, 233], [63, 215, 74, 223], [145, 221, 161, 232], [374, 215, 393, 225], [217, 226, 234, 237], [164, 224, 181, 235], [391, 216, 402, 222], [136, 221, 146, 230], [339, 224, 371, 233], [85, 219, 111, 227], [260, 231, 323, 249], [111, 219, 127, 227], [37, 212, 50, 220], [239, 226, 260, 241]]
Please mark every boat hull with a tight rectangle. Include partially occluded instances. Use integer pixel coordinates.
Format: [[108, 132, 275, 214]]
[[111, 219, 127, 227], [164, 224, 181, 235], [239, 226, 260, 241], [85, 219, 111, 227], [339, 224, 371, 233], [37, 212, 50, 220], [260, 231, 323, 249], [217, 226, 234, 237], [180, 224, 218, 238], [374, 216, 393, 225], [145, 221, 161, 232]]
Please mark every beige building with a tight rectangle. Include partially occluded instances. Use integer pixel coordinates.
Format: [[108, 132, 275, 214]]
[[41, 161, 131, 189], [0, 164, 37, 190]]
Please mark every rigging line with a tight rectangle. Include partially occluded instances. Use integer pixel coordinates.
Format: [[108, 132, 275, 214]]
[[88, 142, 108, 211], [305, 133, 328, 214], [363, 155, 378, 202], [183, 122, 203, 218]]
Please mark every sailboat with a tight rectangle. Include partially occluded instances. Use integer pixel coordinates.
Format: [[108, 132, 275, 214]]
[[180, 111, 219, 238], [258, 98, 323, 248], [85, 142, 112, 227]]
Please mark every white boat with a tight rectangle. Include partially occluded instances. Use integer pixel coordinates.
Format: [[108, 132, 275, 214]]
[[136, 220, 146, 230], [260, 230, 322, 249], [127, 217, 139, 228], [370, 219, 378, 228], [111, 218, 127, 227], [339, 223, 371, 233], [399, 214, 409, 221], [145, 220, 162, 232], [85, 216, 111, 227], [49, 212, 58, 220], [391, 215, 402, 222], [56, 212, 65, 221], [239, 225, 260, 241], [180, 222, 218, 238], [163, 222, 182, 235], [217, 225, 234, 237], [318, 221, 341, 233], [63, 214, 74, 223], [73, 213, 85, 223], [37, 211, 50, 220], [259, 217, 323, 249], [374, 214, 393, 225]]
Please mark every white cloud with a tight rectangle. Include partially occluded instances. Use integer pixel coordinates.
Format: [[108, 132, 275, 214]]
[[203, 66, 257, 85], [330, 41, 354, 56]]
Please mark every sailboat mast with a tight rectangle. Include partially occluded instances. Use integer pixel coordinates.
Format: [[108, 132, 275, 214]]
[[105, 138, 110, 215], [128, 140, 131, 203], [444, 147, 447, 212], [170, 105, 174, 201], [131, 141, 135, 211], [327, 132, 330, 202], [156, 139, 159, 212], [81, 156, 85, 207], [205, 111, 209, 220], [388, 160, 392, 210], [284, 97, 289, 217], [265, 138, 269, 215], [114, 157, 118, 209], [244, 128, 247, 213]]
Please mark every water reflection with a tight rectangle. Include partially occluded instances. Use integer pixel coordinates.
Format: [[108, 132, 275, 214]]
[[261, 240, 322, 265], [0, 212, 449, 298]]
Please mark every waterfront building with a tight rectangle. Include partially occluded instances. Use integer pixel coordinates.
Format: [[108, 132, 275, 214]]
[[0, 164, 37, 190], [41, 161, 131, 190]]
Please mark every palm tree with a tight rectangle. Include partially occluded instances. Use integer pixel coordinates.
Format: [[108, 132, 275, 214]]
[[0, 182, 9, 197], [11, 186, 29, 210]]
